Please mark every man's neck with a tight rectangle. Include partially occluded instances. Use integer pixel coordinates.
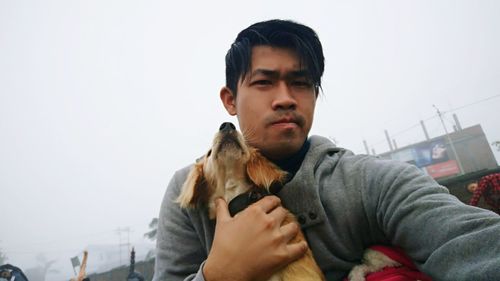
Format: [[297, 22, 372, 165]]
[[273, 139, 310, 180]]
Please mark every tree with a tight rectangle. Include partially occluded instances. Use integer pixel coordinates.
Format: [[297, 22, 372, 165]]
[[24, 253, 58, 281], [144, 218, 158, 241], [144, 218, 159, 261], [0, 248, 7, 264]]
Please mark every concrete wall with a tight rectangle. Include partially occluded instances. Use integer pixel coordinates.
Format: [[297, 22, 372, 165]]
[[87, 259, 154, 281]]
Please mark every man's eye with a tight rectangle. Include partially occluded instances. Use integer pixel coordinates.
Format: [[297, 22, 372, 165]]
[[252, 80, 272, 86]]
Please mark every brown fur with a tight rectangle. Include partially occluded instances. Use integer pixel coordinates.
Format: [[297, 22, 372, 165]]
[[177, 125, 325, 281]]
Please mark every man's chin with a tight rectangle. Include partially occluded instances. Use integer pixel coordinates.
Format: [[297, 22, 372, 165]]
[[261, 138, 304, 160]]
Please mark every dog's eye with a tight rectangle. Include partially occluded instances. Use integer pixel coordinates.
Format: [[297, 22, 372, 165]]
[[206, 149, 212, 157]]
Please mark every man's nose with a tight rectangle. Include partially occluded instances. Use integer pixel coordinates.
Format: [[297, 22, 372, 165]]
[[272, 83, 297, 110], [219, 122, 236, 132]]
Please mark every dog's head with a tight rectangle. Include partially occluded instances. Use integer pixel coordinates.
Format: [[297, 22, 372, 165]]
[[176, 122, 287, 218]]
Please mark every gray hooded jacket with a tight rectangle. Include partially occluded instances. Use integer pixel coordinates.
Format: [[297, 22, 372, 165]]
[[153, 135, 500, 281]]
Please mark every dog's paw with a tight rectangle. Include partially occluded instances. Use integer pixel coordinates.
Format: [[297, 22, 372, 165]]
[[347, 264, 369, 281], [347, 248, 402, 281]]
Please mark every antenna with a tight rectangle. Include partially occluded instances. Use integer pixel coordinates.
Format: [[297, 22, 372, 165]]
[[116, 227, 132, 266]]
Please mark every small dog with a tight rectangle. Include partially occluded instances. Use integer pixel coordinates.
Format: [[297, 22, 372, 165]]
[[177, 122, 325, 281], [176, 122, 427, 281]]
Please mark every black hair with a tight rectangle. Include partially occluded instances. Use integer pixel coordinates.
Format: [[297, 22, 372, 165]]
[[225, 19, 325, 96]]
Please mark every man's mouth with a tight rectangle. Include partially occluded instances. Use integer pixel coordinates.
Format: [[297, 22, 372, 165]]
[[273, 118, 296, 124], [270, 115, 303, 128]]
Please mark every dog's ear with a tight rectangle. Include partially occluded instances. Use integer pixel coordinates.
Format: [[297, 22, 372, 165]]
[[246, 148, 287, 189], [176, 160, 209, 208]]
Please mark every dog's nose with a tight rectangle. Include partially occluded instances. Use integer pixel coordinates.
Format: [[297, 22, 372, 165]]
[[219, 122, 236, 132]]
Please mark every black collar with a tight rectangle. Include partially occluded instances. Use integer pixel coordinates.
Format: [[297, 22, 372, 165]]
[[228, 181, 284, 217]]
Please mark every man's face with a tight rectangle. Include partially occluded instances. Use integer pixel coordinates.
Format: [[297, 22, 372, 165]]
[[220, 46, 317, 160]]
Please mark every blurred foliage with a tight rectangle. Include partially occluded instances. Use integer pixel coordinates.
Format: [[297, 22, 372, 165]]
[[24, 253, 59, 281], [0, 249, 7, 264], [144, 218, 158, 241]]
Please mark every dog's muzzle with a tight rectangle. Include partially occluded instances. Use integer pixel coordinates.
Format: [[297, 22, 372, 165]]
[[219, 122, 236, 132]]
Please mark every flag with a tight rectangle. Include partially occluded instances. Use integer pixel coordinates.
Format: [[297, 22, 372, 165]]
[[71, 256, 80, 268]]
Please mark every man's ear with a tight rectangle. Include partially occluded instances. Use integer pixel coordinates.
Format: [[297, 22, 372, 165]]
[[220, 87, 237, 116]]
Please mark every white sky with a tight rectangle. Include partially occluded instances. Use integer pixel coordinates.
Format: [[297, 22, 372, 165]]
[[1, 0, 499, 280]]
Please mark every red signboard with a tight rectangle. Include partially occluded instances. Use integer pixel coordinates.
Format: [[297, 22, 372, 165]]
[[425, 160, 460, 179]]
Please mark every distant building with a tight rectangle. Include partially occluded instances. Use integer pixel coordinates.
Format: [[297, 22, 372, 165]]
[[377, 124, 499, 211], [378, 124, 498, 180]]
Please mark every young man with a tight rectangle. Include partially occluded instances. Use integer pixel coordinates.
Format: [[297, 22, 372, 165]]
[[153, 20, 500, 281]]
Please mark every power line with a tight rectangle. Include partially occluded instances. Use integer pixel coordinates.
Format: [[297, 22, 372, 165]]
[[444, 94, 500, 113], [395, 93, 499, 138], [365, 93, 500, 151]]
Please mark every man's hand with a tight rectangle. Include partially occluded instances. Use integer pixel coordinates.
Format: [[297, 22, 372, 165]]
[[203, 196, 308, 281]]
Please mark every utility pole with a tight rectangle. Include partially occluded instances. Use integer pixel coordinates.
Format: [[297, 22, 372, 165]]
[[363, 140, 370, 155], [433, 105, 464, 174], [384, 130, 394, 151], [420, 120, 430, 141], [452, 113, 462, 131]]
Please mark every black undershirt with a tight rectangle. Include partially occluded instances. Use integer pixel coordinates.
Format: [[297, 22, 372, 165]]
[[273, 138, 310, 182]]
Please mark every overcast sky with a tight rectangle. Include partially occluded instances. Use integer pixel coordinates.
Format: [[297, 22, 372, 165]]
[[1, 0, 499, 280]]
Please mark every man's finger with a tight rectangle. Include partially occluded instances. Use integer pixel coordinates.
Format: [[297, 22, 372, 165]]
[[279, 221, 300, 243], [215, 198, 231, 221], [267, 206, 288, 225], [252, 195, 281, 213], [286, 240, 308, 262]]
